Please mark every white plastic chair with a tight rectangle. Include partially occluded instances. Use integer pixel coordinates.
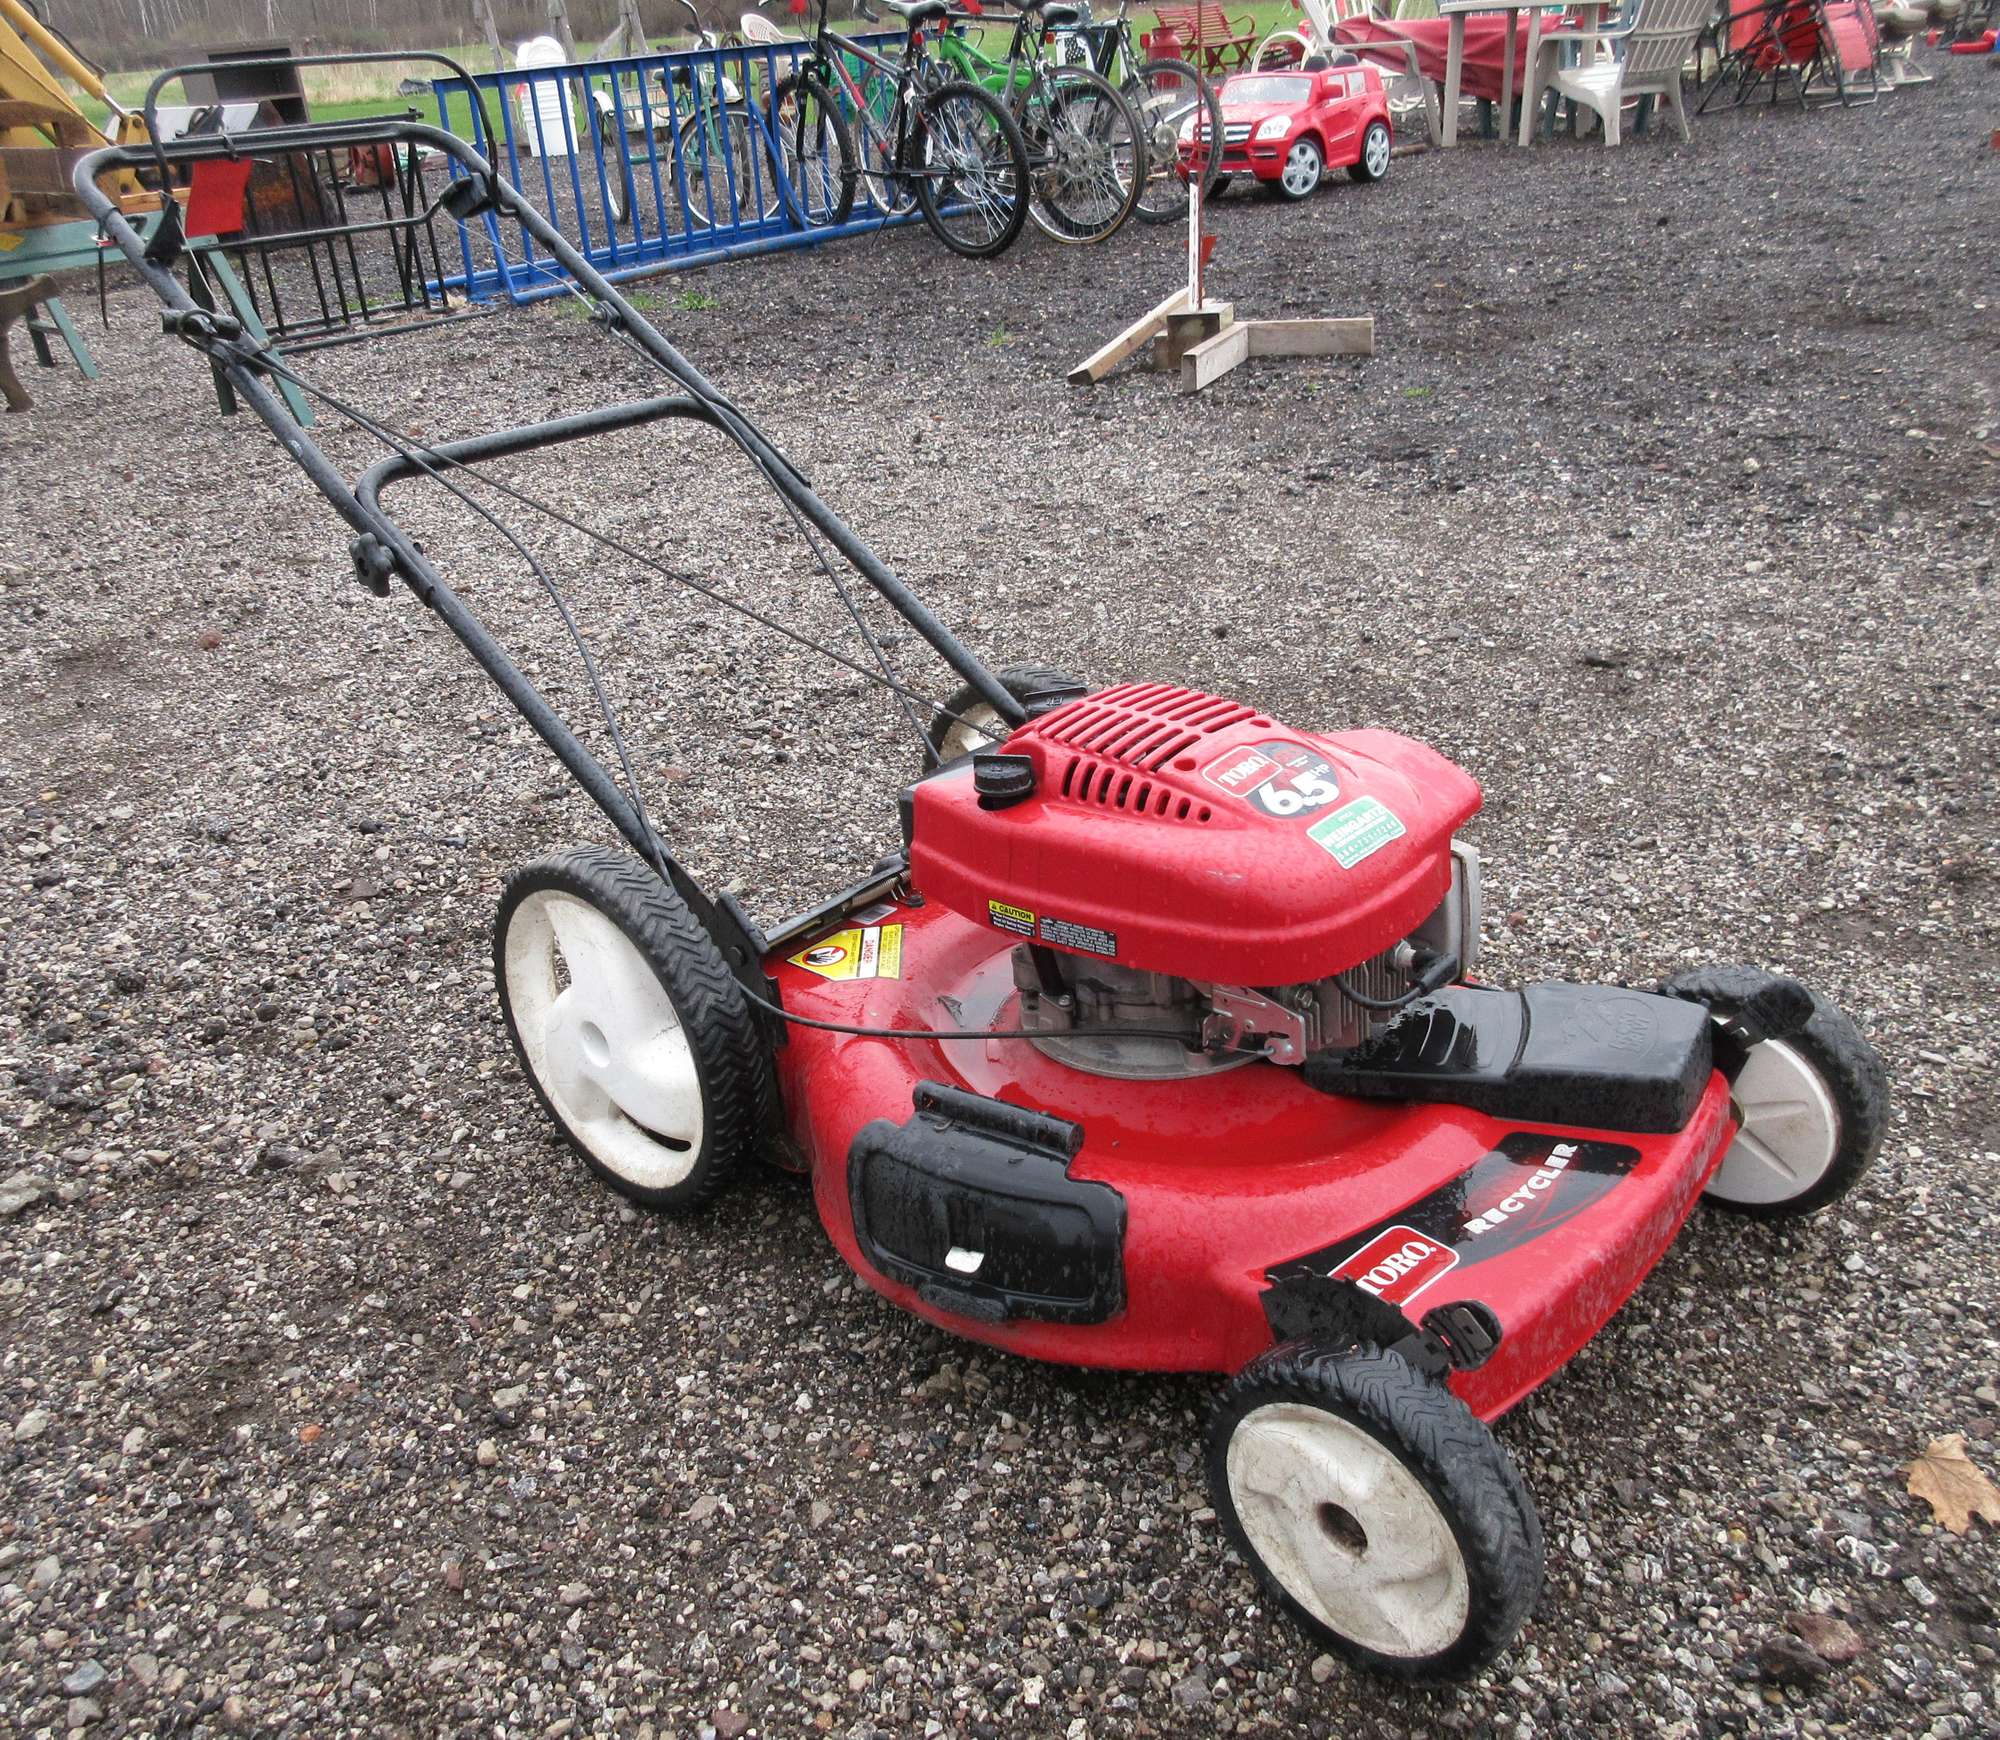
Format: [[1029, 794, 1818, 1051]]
[[1518, 0, 1711, 144]]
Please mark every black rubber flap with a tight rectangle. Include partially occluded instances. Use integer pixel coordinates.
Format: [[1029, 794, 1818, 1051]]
[[849, 1082, 1124, 1325]]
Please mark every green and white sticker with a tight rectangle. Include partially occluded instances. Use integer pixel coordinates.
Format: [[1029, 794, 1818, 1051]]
[[1308, 796, 1407, 868]]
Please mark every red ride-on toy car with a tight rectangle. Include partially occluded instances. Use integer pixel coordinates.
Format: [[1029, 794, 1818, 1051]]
[[86, 77, 1888, 1684], [1180, 54, 1393, 198]]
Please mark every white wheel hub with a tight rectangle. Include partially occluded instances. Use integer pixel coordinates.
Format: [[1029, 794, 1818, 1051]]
[[937, 704, 1006, 761], [1711, 1036, 1840, 1206], [1281, 142, 1320, 196], [503, 890, 704, 1190], [1363, 124, 1390, 178], [1227, 1402, 1469, 1659]]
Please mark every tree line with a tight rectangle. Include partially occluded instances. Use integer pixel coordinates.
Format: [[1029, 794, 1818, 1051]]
[[24, 0, 732, 69]]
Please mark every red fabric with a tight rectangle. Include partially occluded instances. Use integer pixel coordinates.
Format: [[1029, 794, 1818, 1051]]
[[1333, 14, 1547, 103], [184, 158, 253, 239]]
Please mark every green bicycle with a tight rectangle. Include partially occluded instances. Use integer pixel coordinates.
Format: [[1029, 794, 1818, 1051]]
[[933, 0, 1145, 245]]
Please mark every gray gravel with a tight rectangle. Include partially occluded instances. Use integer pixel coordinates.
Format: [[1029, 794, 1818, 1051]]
[[3, 61, 1997, 1740]]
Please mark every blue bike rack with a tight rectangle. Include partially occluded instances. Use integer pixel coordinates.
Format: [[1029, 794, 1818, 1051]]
[[429, 34, 916, 306]]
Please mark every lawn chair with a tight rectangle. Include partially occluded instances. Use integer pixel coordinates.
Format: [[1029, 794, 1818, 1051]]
[[1698, 0, 1880, 109], [1519, 0, 1710, 142]]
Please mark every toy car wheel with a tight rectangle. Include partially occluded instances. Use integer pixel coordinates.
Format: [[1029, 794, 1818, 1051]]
[[924, 662, 1089, 767], [494, 845, 766, 1213], [1208, 1344, 1543, 1680], [1211, 174, 1232, 198], [1349, 119, 1392, 182], [1663, 969, 1886, 1217], [1276, 136, 1323, 200]]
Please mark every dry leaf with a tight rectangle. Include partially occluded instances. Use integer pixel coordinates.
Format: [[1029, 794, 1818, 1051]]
[[1904, 1433, 2000, 1534]]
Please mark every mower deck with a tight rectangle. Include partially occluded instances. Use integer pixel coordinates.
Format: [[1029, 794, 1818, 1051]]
[[768, 892, 1739, 1421]]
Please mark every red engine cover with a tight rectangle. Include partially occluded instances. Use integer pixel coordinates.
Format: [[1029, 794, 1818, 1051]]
[[908, 683, 1483, 984]]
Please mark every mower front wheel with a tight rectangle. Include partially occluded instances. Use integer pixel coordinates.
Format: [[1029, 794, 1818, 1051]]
[[494, 845, 766, 1214], [1663, 968, 1886, 1217], [924, 662, 1089, 767], [1207, 1343, 1543, 1681]]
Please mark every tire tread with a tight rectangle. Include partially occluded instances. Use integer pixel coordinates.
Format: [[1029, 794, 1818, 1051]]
[[494, 845, 766, 1214], [1207, 1343, 1543, 1681]]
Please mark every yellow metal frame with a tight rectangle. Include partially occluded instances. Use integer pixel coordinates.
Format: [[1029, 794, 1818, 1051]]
[[1, 0, 152, 235]]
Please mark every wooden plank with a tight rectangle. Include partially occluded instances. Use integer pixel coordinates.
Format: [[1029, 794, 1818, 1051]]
[[1180, 320, 1251, 393], [1243, 317, 1375, 358], [1155, 302, 1233, 373], [1066, 285, 1192, 385]]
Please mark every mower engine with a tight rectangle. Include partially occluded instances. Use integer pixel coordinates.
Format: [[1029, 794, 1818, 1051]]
[[907, 683, 1486, 1077]]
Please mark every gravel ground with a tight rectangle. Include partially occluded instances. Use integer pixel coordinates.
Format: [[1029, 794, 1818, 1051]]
[[3, 63, 1997, 1740]]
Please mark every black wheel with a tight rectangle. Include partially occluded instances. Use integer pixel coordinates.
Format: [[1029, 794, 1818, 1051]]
[[1275, 133, 1322, 200], [1208, 1344, 1543, 1682], [675, 103, 770, 230], [912, 79, 1032, 259], [1020, 65, 1143, 245], [1661, 967, 1887, 1218], [1126, 57, 1224, 223], [1348, 118, 1392, 183], [769, 72, 857, 227], [924, 662, 1088, 767], [494, 845, 767, 1213], [589, 90, 639, 227]]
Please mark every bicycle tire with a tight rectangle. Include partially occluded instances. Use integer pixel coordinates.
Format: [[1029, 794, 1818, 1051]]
[[768, 71, 857, 227], [1126, 56, 1224, 223], [912, 79, 1032, 259], [1020, 64, 1143, 245], [675, 103, 767, 231]]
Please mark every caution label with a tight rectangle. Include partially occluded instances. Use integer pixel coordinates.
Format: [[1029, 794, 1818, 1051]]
[[789, 924, 904, 982], [1039, 915, 1118, 958], [988, 900, 1036, 938]]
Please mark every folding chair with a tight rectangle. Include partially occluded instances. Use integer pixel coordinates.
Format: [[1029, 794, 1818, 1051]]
[[1698, 0, 1879, 109]]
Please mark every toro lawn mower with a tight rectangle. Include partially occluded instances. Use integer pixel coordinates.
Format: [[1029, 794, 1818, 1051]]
[[80, 73, 1887, 1682]]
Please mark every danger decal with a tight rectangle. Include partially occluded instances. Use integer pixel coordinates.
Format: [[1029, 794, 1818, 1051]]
[[1264, 1132, 1642, 1295], [1202, 740, 1341, 819], [1308, 795, 1406, 868], [1331, 1225, 1459, 1306], [788, 924, 904, 982]]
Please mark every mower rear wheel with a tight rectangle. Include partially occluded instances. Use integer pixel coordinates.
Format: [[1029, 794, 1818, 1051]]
[[925, 662, 1089, 767], [1208, 1343, 1543, 1681], [1664, 968, 1886, 1217], [494, 845, 764, 1214]]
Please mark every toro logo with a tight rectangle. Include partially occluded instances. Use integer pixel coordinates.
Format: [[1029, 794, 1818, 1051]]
[[1330, 1225, 1458, 1306], [1202, 747, 1281, 797]]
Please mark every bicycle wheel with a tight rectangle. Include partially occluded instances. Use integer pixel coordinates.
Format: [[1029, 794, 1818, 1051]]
[[911, 79, 1032, 260], [675, 103, 767, 231], [768, 72, 856, 227], [856, 63, 918, 216], [1020, 65, 1143, 245], [1124, 56, 1223, 224]]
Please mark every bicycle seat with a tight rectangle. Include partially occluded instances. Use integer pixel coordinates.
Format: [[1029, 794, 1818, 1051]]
[[876, 0, 952, 24], [1039, 1, 1086, 23]]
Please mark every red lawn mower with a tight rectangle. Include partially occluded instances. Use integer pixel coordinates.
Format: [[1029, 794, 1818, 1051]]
[[83, 71, 1887, 1682]]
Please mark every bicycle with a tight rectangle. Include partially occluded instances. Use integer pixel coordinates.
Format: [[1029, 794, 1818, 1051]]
[[933, 0, 1144, 244], [768, 0, 1040, 255], [1044, 0, 1224, 223], [588, 0, 781, 234]]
